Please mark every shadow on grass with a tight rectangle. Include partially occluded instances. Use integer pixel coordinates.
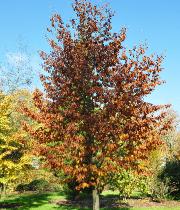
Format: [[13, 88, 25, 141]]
[[0, 192, 64, 209], [53, 193, 131, 210], [101, 194, 132, 209], [0, 192, 131, 210], [53, 206, 130, 210]]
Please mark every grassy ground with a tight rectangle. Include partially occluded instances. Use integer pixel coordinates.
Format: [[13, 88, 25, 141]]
[[1, 191, 180, 210]]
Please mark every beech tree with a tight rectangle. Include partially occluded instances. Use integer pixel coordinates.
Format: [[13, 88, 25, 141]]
[[23, 0, 172, 209]]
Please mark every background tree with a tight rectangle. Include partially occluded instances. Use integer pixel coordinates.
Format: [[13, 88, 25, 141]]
[[23, 0, 172, 209], [0, 42, 34, 93], [0, 92, 31, 196], [0, 40, 38, 195], [163, 110, 180, 160], [157, 112, 180, 197]]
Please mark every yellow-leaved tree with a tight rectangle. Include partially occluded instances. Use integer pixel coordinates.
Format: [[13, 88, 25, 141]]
[[0, 91, 31, 196]]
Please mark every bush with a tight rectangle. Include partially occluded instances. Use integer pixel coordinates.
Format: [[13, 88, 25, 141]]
[[108, 169, 148, 199], [159, 159, 180, 195], [28, 179, 50, 192], [149, 177, 170, 202], [15, 184, 29, 192], [16, 179, 51, 192]]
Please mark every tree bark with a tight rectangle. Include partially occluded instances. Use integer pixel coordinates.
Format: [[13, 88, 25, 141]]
[[93, 188, 99, 210]]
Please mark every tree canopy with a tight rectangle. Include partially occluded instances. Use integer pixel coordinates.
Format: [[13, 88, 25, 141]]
[[22, 0, 173, 209]]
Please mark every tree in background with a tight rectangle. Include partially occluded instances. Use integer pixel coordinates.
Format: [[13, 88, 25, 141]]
[[0, 92, 31, 196], [163, 110, 180, 160], [157, 112, 180, 196], [133, 110, 179, 201], [0, 40, 37, 195], [23, 0, 172, 209], [0, 42, 34, 93]]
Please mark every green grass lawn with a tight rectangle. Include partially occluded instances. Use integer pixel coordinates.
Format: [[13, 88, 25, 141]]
[[1, 192, 180, 210]]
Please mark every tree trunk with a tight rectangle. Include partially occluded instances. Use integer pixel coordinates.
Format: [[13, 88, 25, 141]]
[[0, 184, 7, 199], [92, 188, 99, 210], [3, 184, 7, 197]]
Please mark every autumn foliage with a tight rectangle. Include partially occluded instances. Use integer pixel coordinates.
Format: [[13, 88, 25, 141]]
[[0, 92, 31, 194], [22, 0, 172, 208]]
